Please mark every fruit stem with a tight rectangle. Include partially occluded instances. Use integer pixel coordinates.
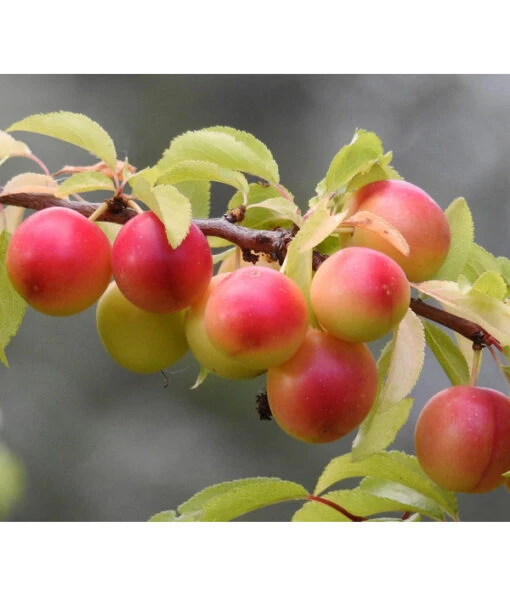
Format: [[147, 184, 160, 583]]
[[470, 346, 482, 386], [126, 199, 144, 214], [87, 202, 109, 222]]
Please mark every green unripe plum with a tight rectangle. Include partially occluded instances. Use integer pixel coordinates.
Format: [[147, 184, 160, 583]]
[[185, 274, 264, 379], [6, 207, 112, 316], [96, 281, 188, 374], [266, 329, 378, 443], [204, 267, 309, 370], [112, 212, 213, 313], [346, 179, 451, 282], [414, 386, 510, 493], [310, 246, 410, 343]]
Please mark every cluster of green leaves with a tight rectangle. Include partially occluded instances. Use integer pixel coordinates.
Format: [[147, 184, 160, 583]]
[[149, 451, 457, 522], [1, 111, 510, 521]]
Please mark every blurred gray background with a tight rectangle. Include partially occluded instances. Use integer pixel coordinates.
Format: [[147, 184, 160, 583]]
[[1, 74, 509, 522]]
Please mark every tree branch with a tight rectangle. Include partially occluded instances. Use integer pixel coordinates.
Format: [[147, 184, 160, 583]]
[[0, 191, 501, 351]]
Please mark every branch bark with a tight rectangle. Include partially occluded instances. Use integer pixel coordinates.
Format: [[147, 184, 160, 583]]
[[0, 191, 500, 350]]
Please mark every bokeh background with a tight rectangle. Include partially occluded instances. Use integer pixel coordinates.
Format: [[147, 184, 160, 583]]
[[1, 74, 509, 521]]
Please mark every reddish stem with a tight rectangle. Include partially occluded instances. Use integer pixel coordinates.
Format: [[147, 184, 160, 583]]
[[307, 494, 366, 522]]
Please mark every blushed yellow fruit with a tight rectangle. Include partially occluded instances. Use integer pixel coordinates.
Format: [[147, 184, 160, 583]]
[[310, 247, 410, 343], [96, 282, 188, 374], [185, 274, 264, 379]]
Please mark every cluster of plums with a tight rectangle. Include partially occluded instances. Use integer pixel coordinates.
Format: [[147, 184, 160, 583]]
[[5, 179, 510, 494]]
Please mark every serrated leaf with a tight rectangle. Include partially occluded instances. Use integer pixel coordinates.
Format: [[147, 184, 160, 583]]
[[0, 130, 31, 165], [126, 166, 160, 187], [461, 243, 500, 283], [245, 197, 302, 230], [7, 111, 117, 172], [352, 398, 414, 461], [0, 231, 27, 366], [55, 171, 115, 197], [314, 450, 458, 519], [158, 127, 279, 184], [293, 483, 443, 522], [1, 172, 58, 196], [298, 210, 346, 252], [175, 180, 211, 219], [281, 206, 333, 327], [228, 181, 291, 209], [325, 130, 384, 194], [157, 160, 249, 195], [346, 151, 402, 192], [0, 442, 24, 520], [359, 477, 447, 521], [130, 178, 192, 249], [423, 321, 470, 386], [345, 209, 410, 256], [497, 257, 510, 296], [434, 197, 474, 281], [148, 510, 177, 522], [414, 279, 510, 347], [472, 270, 507, 300], [156, 478, 307, 522], [377, 309, 425, 411]]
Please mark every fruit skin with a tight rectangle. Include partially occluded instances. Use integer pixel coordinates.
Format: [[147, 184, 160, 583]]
[[185, 274, 263, 380], [310, 246, 410, 343], [204, 267, 309, 370], [346, 179, 451, 282], [96, 281, 188, 374], [266, 328, 378, 444], [6, 207, 112, 316], [112, 212, 213, 313], [414, 386, 510, 493]]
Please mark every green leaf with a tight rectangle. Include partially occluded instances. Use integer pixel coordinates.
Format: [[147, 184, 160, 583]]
[[414, 279, 510, 347], [461, 243, 500, 283], [351, 331, 413, 463], [55, 171, 115, 197], [157, 126, 279, 184], [496, 257, 510, 296], [314, 451, 458, 519], [423, 321, 471, 386], [151, 478, 308, 522], [244, 197, 302, 230], [352, 398, 414, 461], [0, 442, 24, 520], [434, 197, 474, 281], [130, 178, 192, 249], [0, 231, 28, 366], [359, 477, 447, 521], [377, 309, 425, 411], [346, 151, 402, 192], [148, 510, 177, 522], [325, 129, 385, 194], [293, 483, 441, 522], [0, 130, 31, 165], [175, 180, 211, 219], [157, 160, 249, 195], [7, 111, 117, 172], [471, 270, 507, 300], [1, 172, 58, 196], [281, 205, 334, 327]]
